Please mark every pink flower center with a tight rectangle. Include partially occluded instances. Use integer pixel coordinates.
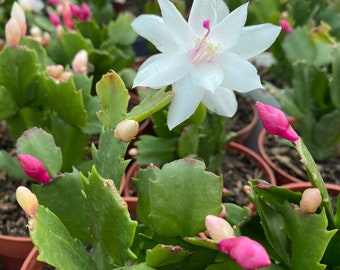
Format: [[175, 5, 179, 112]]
[[192, 19, 219, 64]]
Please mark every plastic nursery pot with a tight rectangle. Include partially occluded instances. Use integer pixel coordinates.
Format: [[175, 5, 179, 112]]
[[257, 128, 303, 185], [227, 141, 276, 211], [20, 247, 44, 270], [0, 234, 34, 270]]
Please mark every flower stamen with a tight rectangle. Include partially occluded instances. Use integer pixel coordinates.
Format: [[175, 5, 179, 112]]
[[192, 19, 219, 64]]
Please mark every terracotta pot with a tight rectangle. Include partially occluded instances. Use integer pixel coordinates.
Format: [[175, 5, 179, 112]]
[[0, 234, 34, 270], [20, 247, 44, 270], [280, 182, 340, 196], [233, 101, 259, 143], [258, 128, 303, 185], [124, 142, 276, 213]]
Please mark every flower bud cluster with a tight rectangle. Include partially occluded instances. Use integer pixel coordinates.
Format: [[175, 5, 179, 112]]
[[205, 215, 271, 269]]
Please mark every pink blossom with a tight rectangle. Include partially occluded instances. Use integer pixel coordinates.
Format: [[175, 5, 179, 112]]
[[279, 19, 293, 33], [49, 12, 61, 27], [18, 154, 51, 184], [61, 2, 74, 29], [256, 102, 299, 142], [219, 236, 271, 269]]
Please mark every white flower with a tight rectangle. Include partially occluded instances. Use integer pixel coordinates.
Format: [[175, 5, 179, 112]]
[[132, 0, 281, 130], [18, 0, 44, 12]]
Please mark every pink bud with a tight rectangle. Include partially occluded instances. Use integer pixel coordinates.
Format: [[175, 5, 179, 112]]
[[5, 18, 22, 47], [11, 2, 27, 36], [17, 154, 51, 184], [49, 12, 61, 27], [16, 186, 38, 216], [71, 49, 88, 74], [79, 3, 91, 21], [300, 188, 322, 213], [219, 236, 271, 269], [70, 3, 81, 18], [205, 215, 235, 242], [279, 19, 293, 33], [256, 102, 299, 142]]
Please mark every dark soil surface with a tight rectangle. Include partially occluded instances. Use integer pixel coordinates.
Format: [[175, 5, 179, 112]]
[[220, 146, 271, 207], [263, 133, 340, 185], [227, 95, 254, 135], [0, 121, 31, 237]]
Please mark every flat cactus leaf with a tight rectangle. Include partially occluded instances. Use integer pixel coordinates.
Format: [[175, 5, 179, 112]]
[[82, 167, 138, 265], [16, 127, 62, 178], [30, 205, 97, 270]]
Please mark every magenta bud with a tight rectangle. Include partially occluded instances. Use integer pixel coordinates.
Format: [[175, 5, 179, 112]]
[[256, 102, 299, 142], [49, 12, 61, 27], [219, 236, 271, 269], [18, 154, 51, 184], [279, 19, 293, 33]]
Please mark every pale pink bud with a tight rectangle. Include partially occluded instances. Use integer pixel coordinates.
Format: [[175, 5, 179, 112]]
[[5, 18, 22, 47], [205, 215, 235, 242], [279, 19, 293, 33], [256, 102, 299, 142], [219, 204, 227, 218], [11, 2, 27, 36], [17, 154, 51, 184], [114, 120, 139, 142], [300, 188, 322, 213], [41, 32, 51, 46], [49, 12, 61, 27], [71, 49, 88, 74], [46, 65, 72, 83], [219, 236, 271, 269], [16, 186, 38, 216]]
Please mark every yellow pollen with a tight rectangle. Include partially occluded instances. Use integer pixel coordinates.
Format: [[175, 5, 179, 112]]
[[192, 37, 219, 64]]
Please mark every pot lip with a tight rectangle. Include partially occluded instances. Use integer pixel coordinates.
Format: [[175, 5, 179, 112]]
[[258, 128, 303, 184], [0, 233, 32, 242], [281, 182, 340, 193], [20, 247, 45, 270]]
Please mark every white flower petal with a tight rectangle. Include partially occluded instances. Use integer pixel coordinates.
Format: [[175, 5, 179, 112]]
[[191, 63, 223, 92], [188, 0, 229, 35], [133, 53, 192, 88], [218, 52, 263, 92], [167, 76, 205, 129], [210, 2, 248, 51], [131, 15, 178, 53], [158, 0, 195, 48], [229, 24, 281, 59], [202, 87, 237, 117]]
